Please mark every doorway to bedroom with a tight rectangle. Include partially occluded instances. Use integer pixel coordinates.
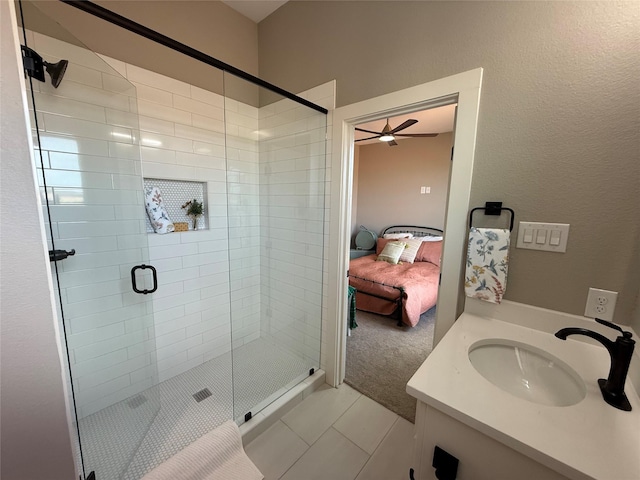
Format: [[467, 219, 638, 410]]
[[344, 105, 456, 422]]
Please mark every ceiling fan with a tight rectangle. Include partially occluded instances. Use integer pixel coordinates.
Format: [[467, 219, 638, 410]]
[[355, 118, 438, 146]]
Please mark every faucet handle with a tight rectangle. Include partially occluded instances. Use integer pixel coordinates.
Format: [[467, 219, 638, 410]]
[[595, 318, 632, 338]]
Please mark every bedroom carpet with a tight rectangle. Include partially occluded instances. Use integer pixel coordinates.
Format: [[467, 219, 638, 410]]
[[344, 308, 436, 423]]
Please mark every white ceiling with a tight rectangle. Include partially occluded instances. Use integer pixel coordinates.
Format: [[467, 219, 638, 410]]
[[222, 0, 288, 23], [355, 104, 457, 145]]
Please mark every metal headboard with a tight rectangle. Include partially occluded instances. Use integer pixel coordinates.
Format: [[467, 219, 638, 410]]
[[381, 225, 443, 237]]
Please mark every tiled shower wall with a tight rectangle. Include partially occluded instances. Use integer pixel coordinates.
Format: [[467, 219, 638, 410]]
[[103, 59, 263, 384], [258, 85, 334, 366], [26, 29, 334, 419], [26, 30, 160, 419]]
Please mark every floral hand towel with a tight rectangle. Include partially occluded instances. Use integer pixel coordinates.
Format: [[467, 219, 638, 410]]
[[145, 186, 174, 234], [465, 227, 510, 304]]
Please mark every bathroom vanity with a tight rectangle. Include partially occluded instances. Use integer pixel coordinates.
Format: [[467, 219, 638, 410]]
[[407, 301, 640, 480]]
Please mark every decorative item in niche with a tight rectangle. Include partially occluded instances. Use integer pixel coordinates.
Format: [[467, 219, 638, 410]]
[[144, 186, 175, 234], [143, 178, 208, 233], [182, 199, 203, 230]]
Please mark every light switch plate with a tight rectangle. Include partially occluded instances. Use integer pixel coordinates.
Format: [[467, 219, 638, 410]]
[[516, 222, 570, 252]]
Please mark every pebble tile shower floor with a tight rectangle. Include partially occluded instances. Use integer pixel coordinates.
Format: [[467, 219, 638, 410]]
[[78, 337, 311, 479]]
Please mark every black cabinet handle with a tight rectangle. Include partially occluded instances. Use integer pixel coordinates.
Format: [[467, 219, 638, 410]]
[[131, 264, 158, 295], [49, 249, 75, 261]]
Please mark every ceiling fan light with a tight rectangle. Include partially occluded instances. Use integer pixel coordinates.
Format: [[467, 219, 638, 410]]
[[379, 134, 395, 142]]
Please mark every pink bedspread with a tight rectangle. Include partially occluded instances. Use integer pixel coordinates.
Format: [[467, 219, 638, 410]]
[[348, 254, 440, 327]]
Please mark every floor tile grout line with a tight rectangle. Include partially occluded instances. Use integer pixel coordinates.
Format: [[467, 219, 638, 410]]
[[352, 416, 401, 480], [277, 426, 371, 480]]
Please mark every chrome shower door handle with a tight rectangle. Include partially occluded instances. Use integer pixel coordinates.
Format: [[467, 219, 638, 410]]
[[131, 264, 158, 295]]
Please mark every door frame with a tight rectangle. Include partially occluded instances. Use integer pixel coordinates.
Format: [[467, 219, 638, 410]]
[[325, 68, 483, 386]]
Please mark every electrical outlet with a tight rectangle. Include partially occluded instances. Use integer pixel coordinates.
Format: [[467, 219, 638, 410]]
[[585, 288, 618, 321]]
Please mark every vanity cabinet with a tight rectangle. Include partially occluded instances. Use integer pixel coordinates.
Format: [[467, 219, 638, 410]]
[[412, 402, 571, 480]]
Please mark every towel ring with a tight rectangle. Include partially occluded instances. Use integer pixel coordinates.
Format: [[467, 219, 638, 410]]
[[469, 202, 515, 231]]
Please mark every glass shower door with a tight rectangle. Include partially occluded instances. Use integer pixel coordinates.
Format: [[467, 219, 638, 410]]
[[223, 72, 326, 422], [19, 3, 160, 478]]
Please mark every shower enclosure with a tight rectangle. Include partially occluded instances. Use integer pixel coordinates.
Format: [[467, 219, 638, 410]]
[[18, 2, 327, 478]]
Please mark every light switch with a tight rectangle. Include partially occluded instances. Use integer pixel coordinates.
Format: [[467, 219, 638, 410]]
[[426, 186, 431, 194], [420, 186, 426, 194], [516, 221, 570, 252], [523, 229, 534, 243]]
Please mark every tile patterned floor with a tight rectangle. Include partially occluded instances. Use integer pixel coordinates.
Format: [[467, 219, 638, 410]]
[[78, 337, 313, 479], [245, 383, 416, 480]]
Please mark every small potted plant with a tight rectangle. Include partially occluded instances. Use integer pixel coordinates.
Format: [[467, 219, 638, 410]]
[[181, 199, 203, 230]]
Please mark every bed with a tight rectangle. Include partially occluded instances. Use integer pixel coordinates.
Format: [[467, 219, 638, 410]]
[[348, 225, 443, 327]]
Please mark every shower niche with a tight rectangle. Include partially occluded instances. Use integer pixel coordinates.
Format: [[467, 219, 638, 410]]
[[18, 1, 327, 478], [143, 178, 208, 232]]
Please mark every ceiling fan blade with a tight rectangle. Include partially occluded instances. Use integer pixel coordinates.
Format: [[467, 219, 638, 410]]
[[390, 119, 418, 134], [355, 136, 381, 142], [355, 127, 382, 135], [387, 139, 398, 146], [394, 133, 439, 137]]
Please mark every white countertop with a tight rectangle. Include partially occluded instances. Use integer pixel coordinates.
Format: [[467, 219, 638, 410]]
[[407, 308, 640, 480]]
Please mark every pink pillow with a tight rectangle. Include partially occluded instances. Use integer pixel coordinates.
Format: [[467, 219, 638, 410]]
[[376, 237, 390, 255], [416, 240, 443, 266]]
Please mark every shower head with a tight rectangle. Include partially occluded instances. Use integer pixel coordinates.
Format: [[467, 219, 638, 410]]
[[44, 59, 68, 88], [21, 46, 68, 88]]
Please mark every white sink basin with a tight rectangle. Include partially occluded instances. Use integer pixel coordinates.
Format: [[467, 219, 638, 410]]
[[468, 339, 586, 407]]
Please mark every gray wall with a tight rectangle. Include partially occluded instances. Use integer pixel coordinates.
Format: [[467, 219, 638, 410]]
[[1, 2, 77, 478], [22, 0, 259, 102], [259, 1, 640, 324], [355, 134, 452, 235]]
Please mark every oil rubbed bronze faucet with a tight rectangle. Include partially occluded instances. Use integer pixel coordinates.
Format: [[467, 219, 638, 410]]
[[555, 318, 635, 411]]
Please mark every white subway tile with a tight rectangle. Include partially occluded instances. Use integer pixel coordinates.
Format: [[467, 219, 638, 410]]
[[50, 81, 131, 112], [138, 116, 175, 136], [193, 141, 226, 157], [34, 92, 106, 123], [108, 142, 141, 160], [102, 73, 136, 96], [74, 373, 131, 406], [126, 64, 191, 97], [175, 151, 225, 169], [155, 312, 201, 337], [190, 85, 224, 108], [156, 334, 202, 362], [74, 328, 147, 363], [152, 290, 200, 313], [174, 95, 224, 119], [68, 303, 148, 334], [132, 82, 173, 106], [149, 242, 198, 260], [150, 256, 183, 273], [39, 133, 109, 157], [155, 328, 186, 349], [136, 99, 191, 126], [140, 132, 192, 152], [72, 348, 129, 378], [142, 162, 197, 181], [66, 278, 129, 304], [140, 146, 177, 164], [77, 353, 150, 392], [97, 54, 127, 77], [48, 151, 137, 176], [175, 123, 224, 144], [191, 113, 224, 133], [57, 220, 142, 239], [158, 355, 202, 382]]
